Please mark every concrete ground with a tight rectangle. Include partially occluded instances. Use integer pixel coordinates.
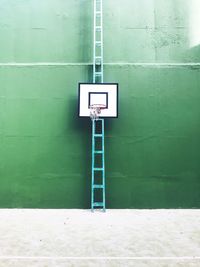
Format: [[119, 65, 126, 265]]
[[0, 209, 200, 267]]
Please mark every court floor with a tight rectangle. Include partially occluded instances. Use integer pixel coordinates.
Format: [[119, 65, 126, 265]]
[[0, 209, 200, 267]]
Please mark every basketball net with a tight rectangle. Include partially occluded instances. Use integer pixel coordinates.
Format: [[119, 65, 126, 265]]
[[89, 104, 106, 120]]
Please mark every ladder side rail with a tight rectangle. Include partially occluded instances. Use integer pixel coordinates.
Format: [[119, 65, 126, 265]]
[[93, 0, 96, 83], [91, 120, 95, 211], [102, 119, 105, 210], [100, 0, 103, 83]]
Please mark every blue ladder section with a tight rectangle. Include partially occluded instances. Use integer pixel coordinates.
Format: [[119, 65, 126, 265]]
[[91, 119, 105, 211]]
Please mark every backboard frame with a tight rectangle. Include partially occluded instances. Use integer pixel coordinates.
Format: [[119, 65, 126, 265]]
[[78, 83, 119, 118]]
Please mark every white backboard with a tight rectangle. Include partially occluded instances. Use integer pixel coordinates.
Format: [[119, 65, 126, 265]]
[[78, 83, 118, 118]]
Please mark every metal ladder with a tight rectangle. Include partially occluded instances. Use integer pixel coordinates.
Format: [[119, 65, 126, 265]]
[[91, 0, 105, 211], [93, 0, 103, 83], [91, 119, 105, 211]]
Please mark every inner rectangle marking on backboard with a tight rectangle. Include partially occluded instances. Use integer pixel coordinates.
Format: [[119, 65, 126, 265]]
[[88, 92, 108, 108]]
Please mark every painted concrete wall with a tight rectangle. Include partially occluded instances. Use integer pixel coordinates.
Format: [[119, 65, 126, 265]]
[[0, 0, 200, 208]]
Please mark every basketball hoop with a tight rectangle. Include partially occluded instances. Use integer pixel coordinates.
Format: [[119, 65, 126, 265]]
[[89, 104, 106, 120]]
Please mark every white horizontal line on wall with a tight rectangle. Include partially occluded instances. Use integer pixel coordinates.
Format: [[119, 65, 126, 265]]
[[0, 256, 200, 261], [0, 62, 91, 66], [106, 62, 200, 66], [0, 62, 200, 67]]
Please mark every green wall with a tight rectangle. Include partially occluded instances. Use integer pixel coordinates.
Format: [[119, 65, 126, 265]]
[[0, 0, 200, 208]]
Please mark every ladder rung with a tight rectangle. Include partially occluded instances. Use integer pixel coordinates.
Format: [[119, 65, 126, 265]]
[[95, 41, 101, 46], [93, 168, 103, 171], [95, 72, 102, 76], [96, 11, 101, 17], [94, 151, 103, 154], [93, 202, 104, 207], [93, 185, 104, 189], [96, 26, 102, 31], [95, 57, 102, 62], [94, 134, 102, 137]]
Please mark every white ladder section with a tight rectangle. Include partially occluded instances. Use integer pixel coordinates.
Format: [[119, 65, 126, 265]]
[[93, 0, 103, 83]]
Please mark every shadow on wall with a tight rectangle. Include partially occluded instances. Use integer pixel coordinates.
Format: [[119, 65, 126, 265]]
[[78, 0, 92, 63], [67, 95, 91, 208], [186, 44, 200, 62]]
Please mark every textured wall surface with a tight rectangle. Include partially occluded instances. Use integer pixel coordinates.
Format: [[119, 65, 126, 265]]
[[0, 0, 200, 208]]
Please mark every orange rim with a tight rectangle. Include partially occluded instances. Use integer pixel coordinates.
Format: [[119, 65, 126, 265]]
[[89, 104, 106, 109]]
